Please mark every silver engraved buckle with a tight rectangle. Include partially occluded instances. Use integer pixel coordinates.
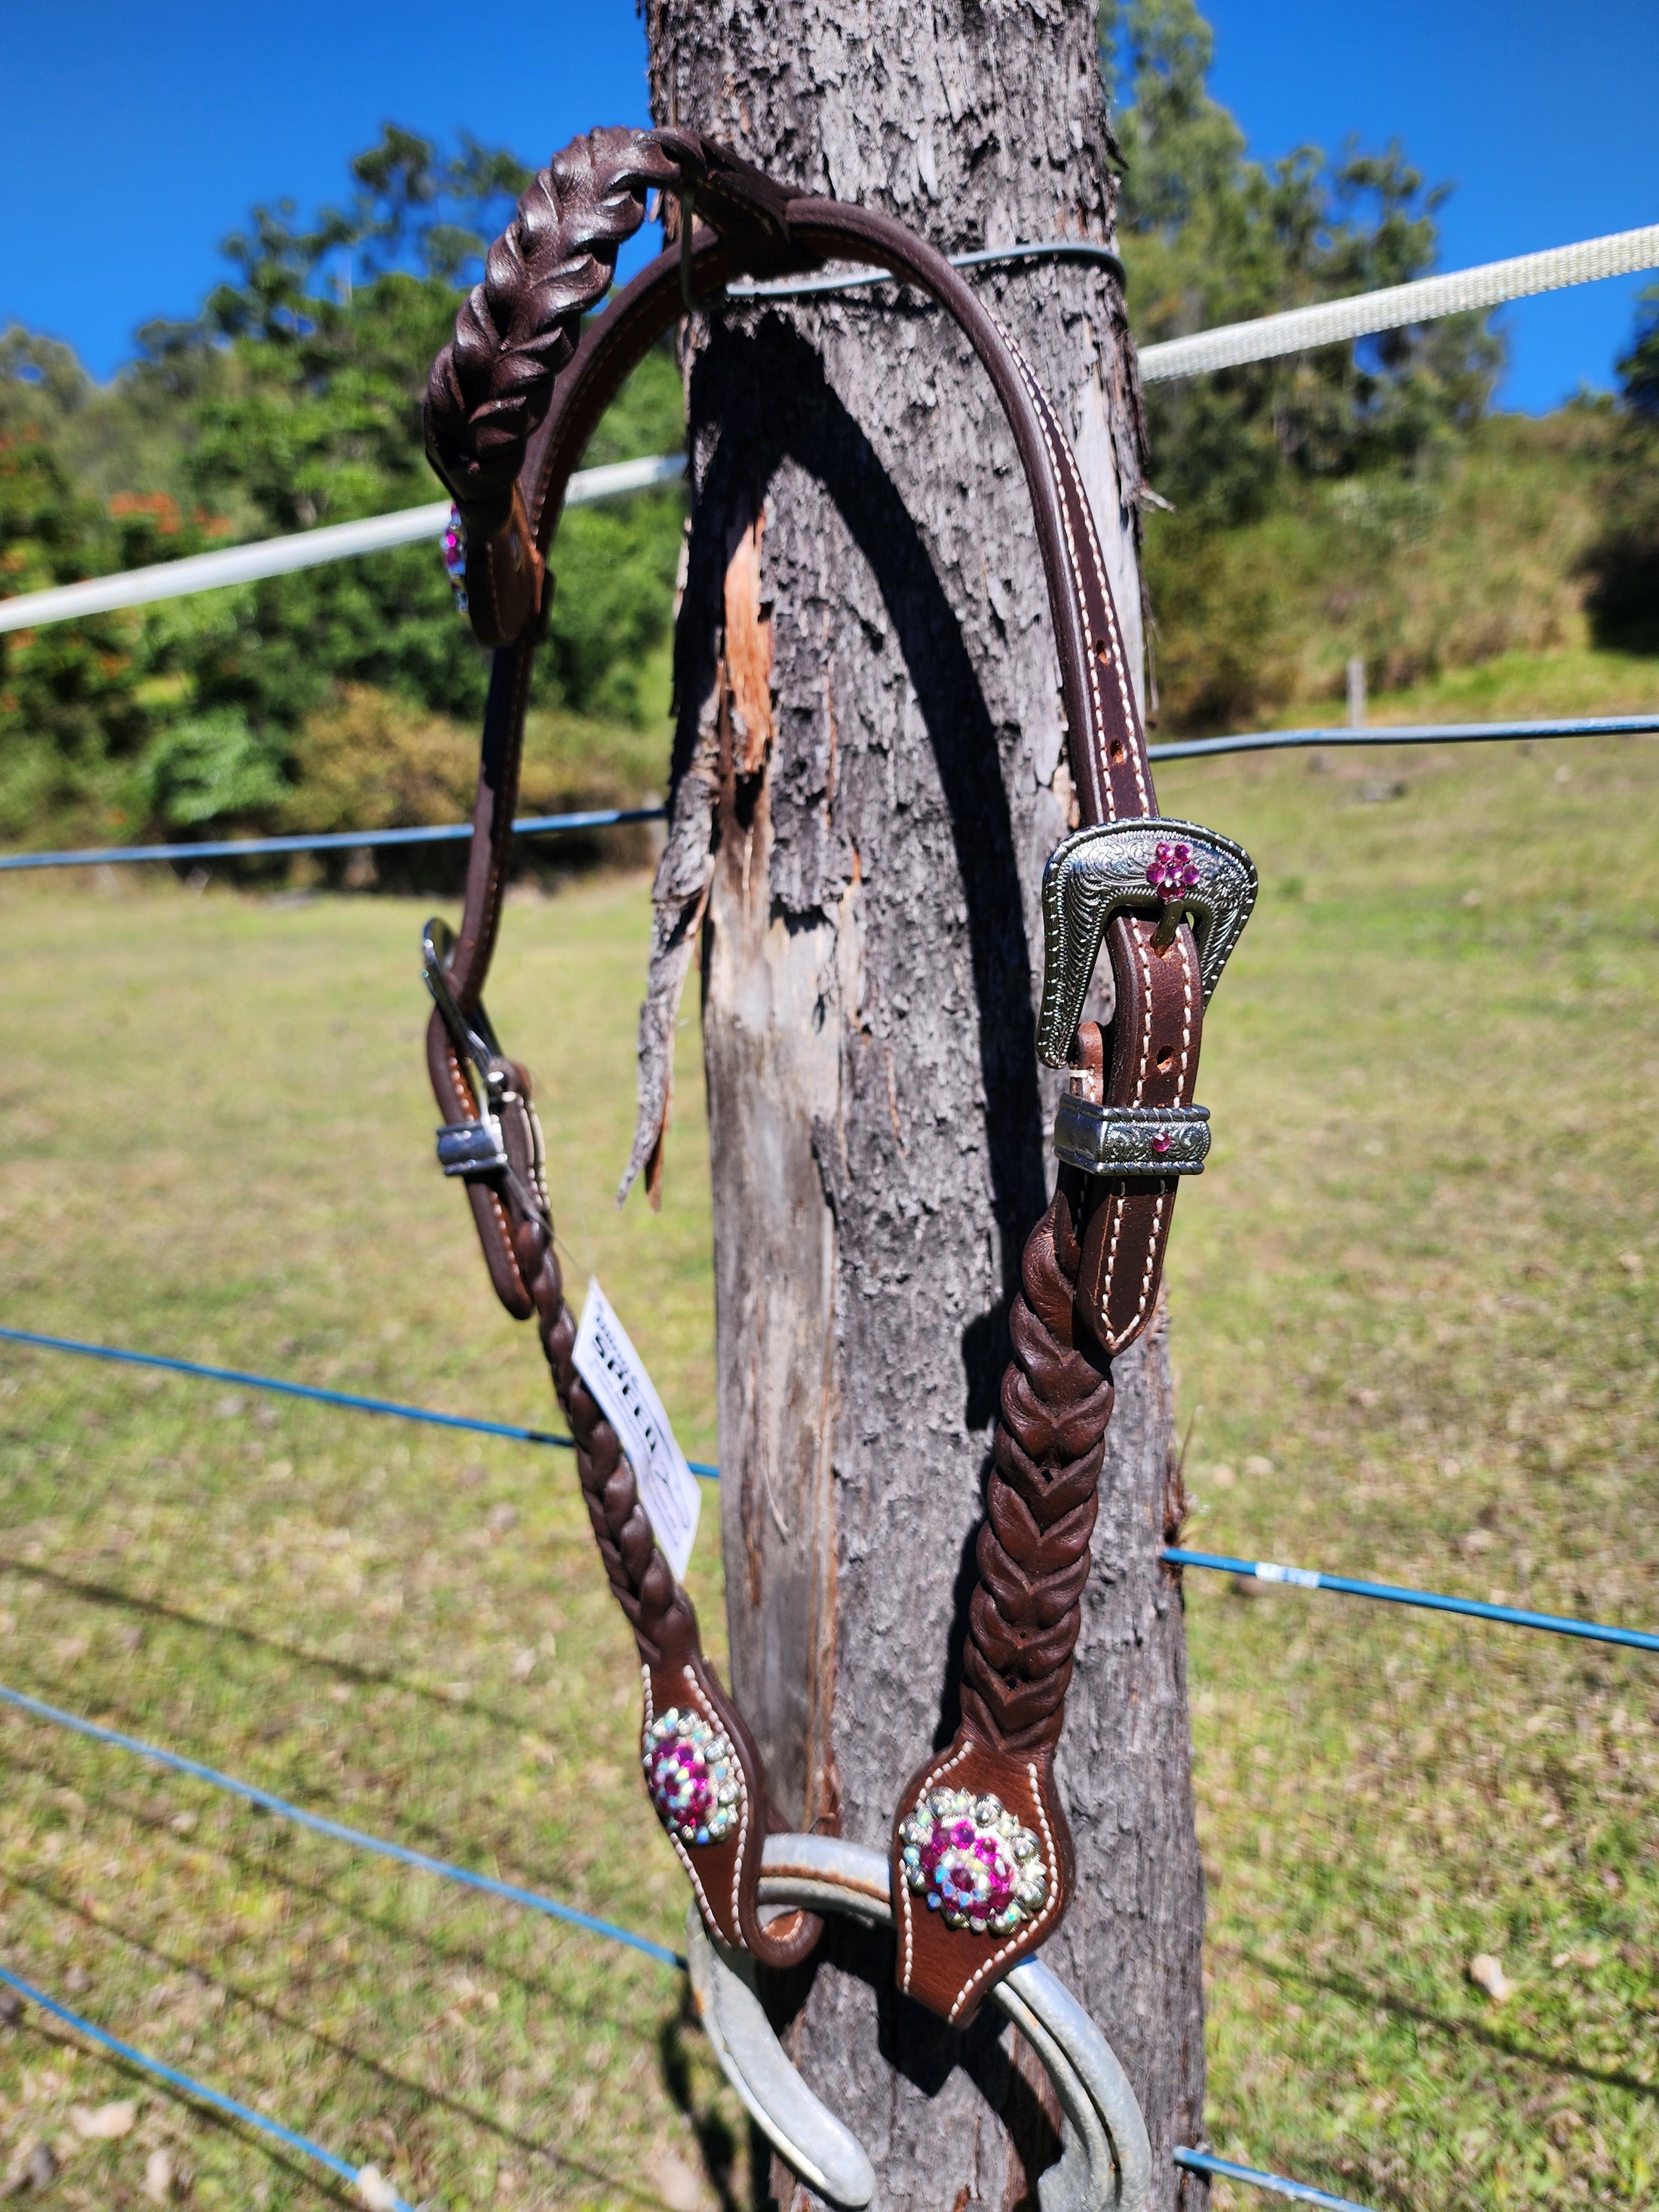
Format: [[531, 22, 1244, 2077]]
[[1053, 1098, 1211, 1177], [1036, 817, 1258, 1068]]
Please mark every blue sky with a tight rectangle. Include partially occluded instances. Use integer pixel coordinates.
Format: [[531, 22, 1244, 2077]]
[[2, 0, 1654, 411]]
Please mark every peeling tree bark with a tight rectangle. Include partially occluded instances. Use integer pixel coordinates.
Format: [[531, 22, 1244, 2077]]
[[637, 7, 1207, 2204]]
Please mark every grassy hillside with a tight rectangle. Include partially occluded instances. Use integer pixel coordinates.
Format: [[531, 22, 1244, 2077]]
[[0, 726, 1654, 2207], [1143, 407, 1645, 734]]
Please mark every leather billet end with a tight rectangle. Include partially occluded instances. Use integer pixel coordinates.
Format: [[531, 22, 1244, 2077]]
[[642, 1662, 821, 1971], [889, 1735, 1074, 2026], [458, 480, 545, 648]]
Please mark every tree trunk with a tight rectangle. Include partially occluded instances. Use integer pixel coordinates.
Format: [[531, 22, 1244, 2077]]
[[639, 8, 1207, 2203]]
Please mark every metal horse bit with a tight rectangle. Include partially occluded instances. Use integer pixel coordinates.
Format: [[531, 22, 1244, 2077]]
[[686, 1833, 1153, 2212]]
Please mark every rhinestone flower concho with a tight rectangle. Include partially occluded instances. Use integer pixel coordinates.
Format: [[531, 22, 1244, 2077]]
[[899, 1787, 1049, 1937], [642, 1707, 741, 1847]]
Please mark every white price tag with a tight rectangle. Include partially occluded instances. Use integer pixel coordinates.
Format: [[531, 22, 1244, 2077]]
[[572, 1279, 702, 1583]]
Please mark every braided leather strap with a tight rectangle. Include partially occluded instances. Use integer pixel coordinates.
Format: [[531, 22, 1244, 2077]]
[[426, 129, 676, 511], [520, 1209, 817, 1967], [425, 127, 814, 643], [965, 1177, 1112, 1753], [422, 1008, 817, 1968], [424, 128, 678, 641], [890, 1180, 1105, 2023]]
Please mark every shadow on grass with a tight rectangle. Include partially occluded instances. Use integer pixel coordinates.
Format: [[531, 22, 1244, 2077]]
[[0, 1657, 665, 1978], [659, 1989, 744, 2212], [0, 1554, 538, 1738], [0, 1736, 657, 2018], [10, 2008, 359, 2210], [9, 1866, 685, 2208], [1237, 1942, 1659, 2103]]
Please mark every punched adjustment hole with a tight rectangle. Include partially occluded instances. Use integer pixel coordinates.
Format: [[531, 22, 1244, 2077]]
[[1110, 740, 1126, 764], [1156, 1048, 1175, 1072]]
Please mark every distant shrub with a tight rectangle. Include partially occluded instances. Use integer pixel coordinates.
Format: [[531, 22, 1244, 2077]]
[[1578, 297, 1659, 655], [1580, 470, 1659, 656]]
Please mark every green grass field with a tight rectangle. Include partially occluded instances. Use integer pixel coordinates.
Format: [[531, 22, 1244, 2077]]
[[0, 702, 1655, 2207]]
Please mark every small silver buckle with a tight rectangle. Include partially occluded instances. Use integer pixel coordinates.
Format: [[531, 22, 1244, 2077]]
[[1053, 1098, 1211, 1177], [422, 916, 550, 1226]]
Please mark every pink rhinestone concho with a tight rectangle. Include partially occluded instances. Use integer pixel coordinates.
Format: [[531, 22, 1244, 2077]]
[[899, 1787, 1049, 1937], [642, 1707, 741, 1848]]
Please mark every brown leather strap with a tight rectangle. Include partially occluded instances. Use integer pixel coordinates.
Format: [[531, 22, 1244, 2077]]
[[886, 305, 1207, 2023], [422, 125, 1216, 2011]]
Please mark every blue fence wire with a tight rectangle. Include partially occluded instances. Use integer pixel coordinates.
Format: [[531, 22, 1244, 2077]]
[[0, 1684, 1351, 2212], [0, 1680, 684, 1971], [4, 712, 1653, 873], [0, 1961, 422, 2210], [8, 1326, 1652, 1651], [1164, 1547, 1659, 1655], [0, 805, 667, 875], [0, 1380, 1492, 2212], [1145, 710, 1659, 762], [2, 368, 1645, 2212], [0, 1325, 720, 1480], [1174, 2146, 1376, 2211]]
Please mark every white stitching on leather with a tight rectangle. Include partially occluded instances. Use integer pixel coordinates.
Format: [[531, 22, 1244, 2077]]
[[1097, 1193, 1126, 1333], [1115, 1189, 1167, 1351], [641, 1665, 745, 1939], [993, 321, 1116, 822], [999, 327, 1148, 815], [946, 1763, 1062, 2023], [444, 1035, 529, 1300], [1028, 399, 1112, 816], [1096, 923, 1188, 1349], [1044, 391, 1147, 812], [681, 1668, 750, 1931], [898, 1740, 973, 1992], [1096, 922, 1155, 1330], [1131, 923, 1155, 1104]]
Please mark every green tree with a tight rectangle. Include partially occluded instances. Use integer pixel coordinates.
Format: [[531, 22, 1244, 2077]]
[[1101, 0, 1501, 523], [0, 389, 224, 842], [2, 124, 687, 845], [167, 124, 682, 747], [0, 428, 139, 838]]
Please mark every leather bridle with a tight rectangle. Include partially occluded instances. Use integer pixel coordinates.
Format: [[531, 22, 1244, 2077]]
[[419, 127, 1255, 2030]]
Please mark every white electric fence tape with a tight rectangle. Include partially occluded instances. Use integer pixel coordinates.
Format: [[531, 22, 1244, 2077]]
[[1136, 222, 1659, 382], [0, 453, 684, 638], [4, 223, 1654, 638], [571, 1281, 702, 1582]]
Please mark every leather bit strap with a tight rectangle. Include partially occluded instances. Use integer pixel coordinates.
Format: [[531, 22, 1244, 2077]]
[[420, 124, 1250, 2016], [423, 137, 823, 1971], [888, 342, 1224, 2023]]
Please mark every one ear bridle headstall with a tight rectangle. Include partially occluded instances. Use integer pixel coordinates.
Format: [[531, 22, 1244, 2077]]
[[419, 126, 1256, 2204]]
